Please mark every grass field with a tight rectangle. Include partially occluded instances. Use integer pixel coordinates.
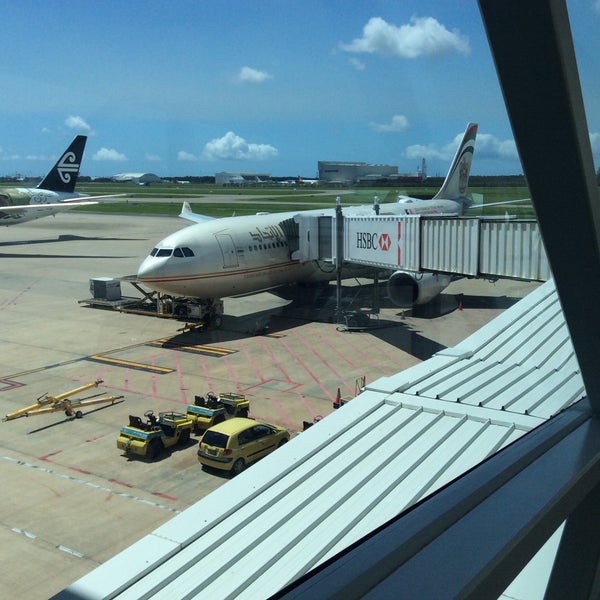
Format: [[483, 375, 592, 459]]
[[73, 182, 536, 219]]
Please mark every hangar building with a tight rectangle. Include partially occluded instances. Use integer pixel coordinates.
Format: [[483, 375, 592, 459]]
[[112, 173, 162, 184], [215, 171, 270, 185]]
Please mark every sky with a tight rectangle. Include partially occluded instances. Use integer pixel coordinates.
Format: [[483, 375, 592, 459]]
[[1, 0, 600, 179]]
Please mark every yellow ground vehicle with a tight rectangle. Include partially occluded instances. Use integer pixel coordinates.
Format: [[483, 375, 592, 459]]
[[3, 380, 122, 422], [117, 410, 193, 459], [197, 417, 290, 475], [186, 392, 249, 433]]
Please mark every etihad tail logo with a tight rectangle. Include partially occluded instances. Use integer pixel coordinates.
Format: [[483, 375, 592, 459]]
[[57, 151, 80, 184]]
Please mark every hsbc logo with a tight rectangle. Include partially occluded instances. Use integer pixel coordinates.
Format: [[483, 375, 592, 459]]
[[379, 233, 391, 251], [356, 231, 392, 251]]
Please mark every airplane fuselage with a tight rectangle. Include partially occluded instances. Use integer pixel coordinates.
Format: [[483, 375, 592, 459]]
[[137, 198, 464, 299]]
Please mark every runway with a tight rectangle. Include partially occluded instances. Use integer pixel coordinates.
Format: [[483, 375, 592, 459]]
[[0, 211, 540, 597]]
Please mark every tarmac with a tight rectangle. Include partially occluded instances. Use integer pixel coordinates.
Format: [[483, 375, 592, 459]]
[[0, 211, 540, 598]]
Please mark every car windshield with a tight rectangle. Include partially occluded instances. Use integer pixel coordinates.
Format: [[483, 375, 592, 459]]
[[202, 431, 229, 448]]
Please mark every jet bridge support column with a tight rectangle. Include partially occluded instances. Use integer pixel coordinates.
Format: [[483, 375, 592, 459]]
[[335, 197, 343, 323]]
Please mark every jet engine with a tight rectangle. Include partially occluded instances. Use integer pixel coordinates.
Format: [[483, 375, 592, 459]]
[[386, 271, 452, 308]]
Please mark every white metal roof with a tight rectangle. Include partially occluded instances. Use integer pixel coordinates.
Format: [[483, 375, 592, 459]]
[[60, 278, 584, 599]]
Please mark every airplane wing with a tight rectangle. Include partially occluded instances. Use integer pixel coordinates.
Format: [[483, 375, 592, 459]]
[[0, 194, 128, 212], [469, 197, 531, 209], [179, 201, 215, 223]]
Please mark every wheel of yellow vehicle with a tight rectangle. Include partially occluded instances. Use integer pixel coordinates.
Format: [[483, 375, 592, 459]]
[[232, 458, 245, 475], [147, 438, 162, 459]]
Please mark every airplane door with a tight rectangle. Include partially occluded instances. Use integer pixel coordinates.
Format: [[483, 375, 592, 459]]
[[215, 234, 239, 268]]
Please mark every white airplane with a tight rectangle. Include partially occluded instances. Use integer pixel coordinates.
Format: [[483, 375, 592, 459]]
[[137, 123, 478, 311], [0, 135, 123, 226]]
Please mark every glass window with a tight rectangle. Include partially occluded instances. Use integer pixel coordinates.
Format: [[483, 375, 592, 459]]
[[173, 248, 184, 257], [156, 248, 173, 257], [182, 247, 195, 257], [201, 431, 229, 448]]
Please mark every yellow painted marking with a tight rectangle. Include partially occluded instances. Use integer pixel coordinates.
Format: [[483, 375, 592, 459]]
[[148, 339, 237, 357], [87, 355, 173, 374]]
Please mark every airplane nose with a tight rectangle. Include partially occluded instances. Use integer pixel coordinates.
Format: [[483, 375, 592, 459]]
[[137, 255, 155, 281]]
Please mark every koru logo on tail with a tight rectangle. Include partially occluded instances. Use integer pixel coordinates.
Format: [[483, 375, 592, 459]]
[[57, 151, 80, 184]]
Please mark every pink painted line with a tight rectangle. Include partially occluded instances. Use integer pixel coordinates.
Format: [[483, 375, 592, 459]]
[[84, 435, 104, 443], [0, 379, 25, 392], [109, 479, 135, 488], [238, 341, 266, 384], [198, 355, 214, 394], [39, 450, 62, 462], [69, 466, 92, 475], [223, 356, 241, 391], [294, 390, 321, 419], [256, 337, 293, 383], [150, 355, 158, 397], [339, 333, 397, 375], [172, 350, 187, 405], [123, 368, 130, 392], [288, 329, 353, 395], [305, 324, 364, 371], [270, 395, 292, 427], [278, 338, 335, 401], [153, 491, 177, 501]]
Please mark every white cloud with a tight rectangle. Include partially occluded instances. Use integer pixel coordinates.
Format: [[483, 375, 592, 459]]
[[349, 57, 366, 71], [237, 66, 273, 84], [590, 132, 600, 157], [476, 133, 518, 161], [202, 131, 278, 161], [405, 131, 518, 162], [92, 148, 127, 161], [65, 115, 94, 134], [177, 151, 197, 162], [340, 16, 469, 58], [370, 114, 410, 133], [145, 153, 162, 162], [594, 0, 600, 14]]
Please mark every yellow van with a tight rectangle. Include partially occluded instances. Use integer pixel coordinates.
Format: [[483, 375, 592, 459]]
[[198, 417, 290, 475]]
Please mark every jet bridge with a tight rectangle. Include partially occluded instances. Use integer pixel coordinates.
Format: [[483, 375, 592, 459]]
[[292, 213, 550, 282]]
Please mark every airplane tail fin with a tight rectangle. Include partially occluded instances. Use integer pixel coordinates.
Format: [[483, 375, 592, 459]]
[[433, 123, 477, 205], [37, 135, 87, 193]]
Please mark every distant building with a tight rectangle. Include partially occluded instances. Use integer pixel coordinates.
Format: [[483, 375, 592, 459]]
[[215, 171, 271, 185], [317, 161, 396, 184], [317, 160, 426, 184], [112, 173, 162, 184]]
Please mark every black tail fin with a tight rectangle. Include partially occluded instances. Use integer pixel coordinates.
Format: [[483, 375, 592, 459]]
[[37, 135, 87, 193]]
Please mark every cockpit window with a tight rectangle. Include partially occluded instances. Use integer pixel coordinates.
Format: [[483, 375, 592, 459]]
[[150, 246, 194, 258]]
